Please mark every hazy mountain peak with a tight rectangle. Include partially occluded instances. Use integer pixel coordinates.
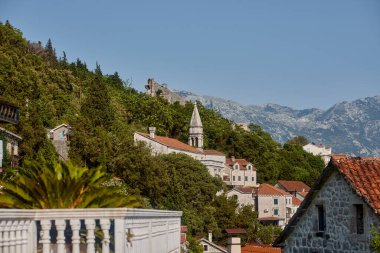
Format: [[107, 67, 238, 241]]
[[175, 90, 380, 157]]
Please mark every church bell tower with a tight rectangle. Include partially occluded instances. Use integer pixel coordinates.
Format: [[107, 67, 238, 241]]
[[189, 102, 203, 148]]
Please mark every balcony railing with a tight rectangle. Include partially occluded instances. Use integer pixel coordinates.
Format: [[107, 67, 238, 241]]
[[0, 208, 182, 253], [0, 101, 19, 124]]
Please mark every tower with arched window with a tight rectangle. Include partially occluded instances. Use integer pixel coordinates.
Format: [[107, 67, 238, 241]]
[[188, 103, 203, 148]]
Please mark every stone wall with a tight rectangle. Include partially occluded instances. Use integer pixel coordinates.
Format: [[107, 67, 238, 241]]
[[282, 170, 380, 253]]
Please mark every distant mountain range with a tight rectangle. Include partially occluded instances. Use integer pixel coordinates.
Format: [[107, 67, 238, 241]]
[[175, 91, 380, 157]]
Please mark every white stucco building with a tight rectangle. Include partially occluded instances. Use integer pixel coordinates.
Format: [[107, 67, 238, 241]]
[[303, 143, 332, 165], [223, 157, 258, 187], [134, 103, 257, 183], [226, 186, 256, 207], [256, 184, 300, 228]]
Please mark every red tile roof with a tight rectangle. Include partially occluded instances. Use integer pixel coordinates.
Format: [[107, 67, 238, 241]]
[[226, 158, 256, 170], [277, 180, 310, 192], [292, 196, 302, 206], [181, 226, 188, 232], [242, 244, 281, 253], [204, 149, 225, 155], [258, 184, 291, 196], [232, 186, 258, 194], [298, 191, 308, 198], [137, 132, 225, 157], [331, 155, 380, 214], [224, 228, 247, 234], [137, 132, 202, 153]]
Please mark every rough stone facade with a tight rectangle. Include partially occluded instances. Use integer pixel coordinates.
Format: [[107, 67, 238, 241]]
[[282, 170, 379, 253], [145, 78, 186, 105]]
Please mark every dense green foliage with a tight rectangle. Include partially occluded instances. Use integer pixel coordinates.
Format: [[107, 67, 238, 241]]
[[0, 21, 324, 245], [0, 160, 140, 208], [372, 225, 380, 253]]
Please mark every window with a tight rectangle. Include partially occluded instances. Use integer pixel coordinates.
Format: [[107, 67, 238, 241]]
[[203, 245, 208, 252], [233, 176, 236, 181], [274, 209, 279, 215], [317, 205, 325, 233], [252, 177, 254, 182], [355, 204, 364, 234], [273, 198, 278, 205], [247, 165, 251, 170], [234, 164, 239, 170], [238, 176, 241, 181], [245, 176, 248, 181]]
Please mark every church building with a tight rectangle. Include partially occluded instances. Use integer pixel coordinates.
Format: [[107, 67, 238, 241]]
[[134, 103, 257, 187]]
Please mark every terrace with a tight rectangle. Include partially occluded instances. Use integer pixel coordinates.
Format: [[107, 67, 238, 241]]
[[0, 101, 19, 124], [0, 208, 182, 253]]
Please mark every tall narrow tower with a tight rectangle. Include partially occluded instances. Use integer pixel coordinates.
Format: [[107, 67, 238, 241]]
[[189, 102, 203, 148]]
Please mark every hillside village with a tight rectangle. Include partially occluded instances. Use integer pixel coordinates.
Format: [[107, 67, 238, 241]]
[[1, 21, 380, 253]]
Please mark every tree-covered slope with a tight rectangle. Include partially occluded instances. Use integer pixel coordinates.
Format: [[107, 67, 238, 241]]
[[0, 21, 324, 244]]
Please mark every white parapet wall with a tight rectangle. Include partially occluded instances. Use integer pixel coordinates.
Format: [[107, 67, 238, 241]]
[[0, 208, 182, 253]]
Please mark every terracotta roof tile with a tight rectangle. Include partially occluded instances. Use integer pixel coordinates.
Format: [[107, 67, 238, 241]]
[[277, 180, 310, 192], [258, 184, 291, 196], [224, 228, 247, 234], [292, 196, 302, 206], [226, 158, 256, 170], [242, 244, 281, 253], [298, 191, 308, 198], [331, 156, 380, 214], [230, 186, 258, 194], [203, 149, 225, 156]]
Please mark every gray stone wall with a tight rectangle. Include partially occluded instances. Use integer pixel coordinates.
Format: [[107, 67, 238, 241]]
[[282, 171, 380, 253], [52, 140, 69, 161]]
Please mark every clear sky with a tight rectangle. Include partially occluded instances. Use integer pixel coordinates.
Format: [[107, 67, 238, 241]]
[[1, 0, 379, 109]]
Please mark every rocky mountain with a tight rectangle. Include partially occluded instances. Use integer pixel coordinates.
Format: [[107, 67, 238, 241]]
[[175, 91, 380, 157]]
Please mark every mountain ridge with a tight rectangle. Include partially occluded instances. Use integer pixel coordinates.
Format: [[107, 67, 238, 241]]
[[175, 91, 380, 157]]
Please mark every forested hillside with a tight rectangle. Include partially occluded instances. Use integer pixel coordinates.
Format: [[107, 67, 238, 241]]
[[0, 21, 324, 248]]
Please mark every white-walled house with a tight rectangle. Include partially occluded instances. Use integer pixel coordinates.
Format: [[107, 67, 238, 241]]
[[226, 187, 257, 207], [134, 130, 225, 177], [134, 104, 258, 183], [274, 155, 380, 253], [255, 184, 298, 228], [303, 143, 332, 165], [223, 158, 258, 187]]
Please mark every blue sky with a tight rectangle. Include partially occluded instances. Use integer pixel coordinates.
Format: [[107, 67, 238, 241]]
[[1, 0, 379, 109]]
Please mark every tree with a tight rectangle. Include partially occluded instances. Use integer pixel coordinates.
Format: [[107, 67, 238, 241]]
[[286, 136, 308, 146], [372, 225, 380, 253], [0, 159, 140, 208]]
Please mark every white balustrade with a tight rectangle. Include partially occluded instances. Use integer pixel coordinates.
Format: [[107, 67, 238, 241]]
[[0, 208, 182, 253]]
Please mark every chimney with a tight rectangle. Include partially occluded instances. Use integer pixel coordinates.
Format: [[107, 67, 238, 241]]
[[231, 156, 235, 162], [208, 230, 212, 243], [148, 127, 156, 138], [227, 237, 241, 253]]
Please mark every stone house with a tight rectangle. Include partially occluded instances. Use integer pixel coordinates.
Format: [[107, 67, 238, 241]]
[[303, 143, 332, 165], [0, 127, 22, 169], [256, 184, 299, 228], [48, 124, 71, 161], [275, 180, 310, 201], [223, 157, 258, 187], [274, 155, 380, 253]]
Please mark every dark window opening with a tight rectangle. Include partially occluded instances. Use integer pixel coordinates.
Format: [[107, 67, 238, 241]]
[[317, 205, 325, 232], [355, 204, 364, 234]]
